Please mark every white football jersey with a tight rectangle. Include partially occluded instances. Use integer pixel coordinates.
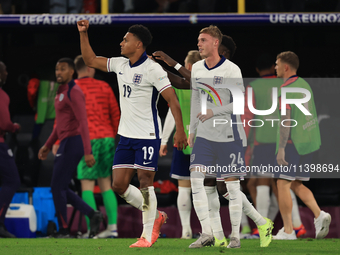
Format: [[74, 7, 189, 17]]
[[190, 57, 247, 145], [107, 52, 171, 139]]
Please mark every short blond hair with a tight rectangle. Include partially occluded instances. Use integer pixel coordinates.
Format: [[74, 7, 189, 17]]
[[277, 51, 299, 71], [74, 55, 86, 72], [200, 25, 223, 46], [186, 50, 202, 65]]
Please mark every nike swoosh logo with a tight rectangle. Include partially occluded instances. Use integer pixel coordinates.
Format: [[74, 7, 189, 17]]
[[119, 72, 123, 75], [143, 161, 152, 165], [195, 78, 201, 81], [56, 154, 62, 157], [230, 198, 236, 200]]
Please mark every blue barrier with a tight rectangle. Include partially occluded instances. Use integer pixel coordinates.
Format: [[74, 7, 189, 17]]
[[32, 187, 59, 235], [0, 13, 339, 27], [11, 192, 29, 204]]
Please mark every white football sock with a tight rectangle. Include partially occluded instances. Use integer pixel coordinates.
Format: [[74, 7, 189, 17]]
[[191, 171, 212, 235], [178, 186, 192, 237], [241, 191, 266, 226], [107, 224, 117, 231], [226, 180, 242, 239], [120, 184, 143, 211], [223, 190, 266, 226], [205, 186, 225, 240], [140, 186, 157, 243], [291, 189, 302, 228], [256, 185, 270, 218], [241, 211, 250, 229], [267, 192, 279, 222]]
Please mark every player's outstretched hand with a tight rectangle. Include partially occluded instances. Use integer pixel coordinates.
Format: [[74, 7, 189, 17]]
[[77, 20, 89, 33], [85, 154, 96, 167], [276, 148, 288, 166], [159, 144, 168, 157], [174, 130, 188, 151], [38, 145, 50, 160], [197, 109, 214, 123], [152, 51, 177, 67]]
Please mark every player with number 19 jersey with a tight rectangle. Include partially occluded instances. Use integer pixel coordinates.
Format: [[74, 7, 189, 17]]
[[107, 52, 171, 140], [107, 52, 171, 171]]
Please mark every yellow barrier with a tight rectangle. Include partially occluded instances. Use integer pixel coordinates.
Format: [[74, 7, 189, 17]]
[[101, 0, 109, 14], [238, 0, 245, 14]]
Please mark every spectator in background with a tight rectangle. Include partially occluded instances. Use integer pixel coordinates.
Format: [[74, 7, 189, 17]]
[[0, 61, 21, 238], [50, 0, 82, 13], [273, 51, 331, 240], [27, 78, 59, 140], [109, 0, 134, 13], [38, 58, 103, 238], [73, 55, 120, 238]]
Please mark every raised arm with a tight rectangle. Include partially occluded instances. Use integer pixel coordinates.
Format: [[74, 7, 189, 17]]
[[153, 51, 191, 89], [77, 20, 108, 72]]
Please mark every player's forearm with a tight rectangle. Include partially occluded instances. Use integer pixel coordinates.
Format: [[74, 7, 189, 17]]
[[45, 127, 58, 149], [211, 103, 234, 116], [166, 70, 190, 90], [0, 105, 19, 133], [161, 109, 176, 145], [279, 109, 291, 149], [189, 89, 200, 134], [79, 32, 97, 68], [168, 98, 185, 133], [178, 67, 191, 82]]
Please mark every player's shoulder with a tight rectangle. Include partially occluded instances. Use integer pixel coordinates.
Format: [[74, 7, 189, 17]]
[[108, 56, 128, 62], [222, 58, 240, 71], [145, 58, 166, 75], [67, 81, 85, 99], [108, 56, 129, 68], [192, 59, 205, 69], [145, 57, 162, 69]]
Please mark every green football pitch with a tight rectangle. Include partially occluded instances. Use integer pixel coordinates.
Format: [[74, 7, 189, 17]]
[[0, 238, 339, 255]]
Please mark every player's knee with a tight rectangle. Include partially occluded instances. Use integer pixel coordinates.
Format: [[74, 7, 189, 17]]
[[291, 181, 303, 194], [204, 178, 216, 186], [138, 179, 151, 189], [217, 181, 227, 195], [112, 182, 127, 195]]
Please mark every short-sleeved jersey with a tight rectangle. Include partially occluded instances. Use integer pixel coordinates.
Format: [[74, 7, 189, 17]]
[[75, 77, 120, 140], [190, 56, 247, 145], [107, 52, 171, 139]]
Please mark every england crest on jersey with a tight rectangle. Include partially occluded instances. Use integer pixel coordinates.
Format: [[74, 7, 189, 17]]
[[133, 73, 143, 85], [213, 76, 223, 85]]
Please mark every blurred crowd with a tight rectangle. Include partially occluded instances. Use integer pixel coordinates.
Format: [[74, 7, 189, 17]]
[[1, 0, 340, 14]]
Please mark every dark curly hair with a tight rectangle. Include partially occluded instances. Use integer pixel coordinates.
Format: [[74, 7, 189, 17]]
[[256, 54, 275, 71], [221, 35, 237, 59], [57, 57, 75, 70], [128, 24, 153, 49]]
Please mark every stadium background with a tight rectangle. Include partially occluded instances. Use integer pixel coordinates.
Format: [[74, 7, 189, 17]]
[[0, 3, 340, 238]]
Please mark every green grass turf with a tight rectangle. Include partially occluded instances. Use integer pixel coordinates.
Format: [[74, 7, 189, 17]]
[[0, 238, 339, 255]]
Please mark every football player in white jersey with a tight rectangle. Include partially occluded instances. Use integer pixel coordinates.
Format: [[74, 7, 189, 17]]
[[77, 20, 187, 248], [188, 25, 273, 249]]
